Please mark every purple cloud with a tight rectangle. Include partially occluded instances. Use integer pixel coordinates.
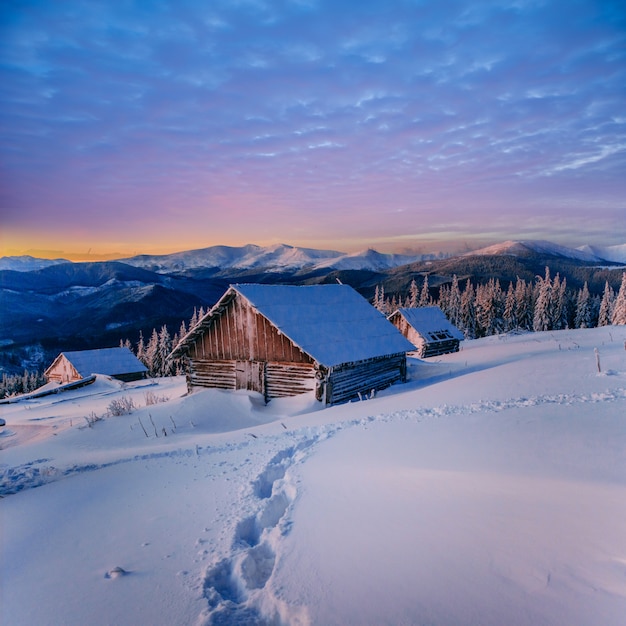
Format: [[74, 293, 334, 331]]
[[1, 0, 625, 255]]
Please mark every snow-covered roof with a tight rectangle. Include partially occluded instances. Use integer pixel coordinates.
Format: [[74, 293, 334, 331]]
[[393, 306, 464, 341], [47, 347, 148, 377], [173, 284, 416, 367]]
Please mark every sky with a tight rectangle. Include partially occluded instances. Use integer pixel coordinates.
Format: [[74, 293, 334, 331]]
[[1, 0, 625, 260]]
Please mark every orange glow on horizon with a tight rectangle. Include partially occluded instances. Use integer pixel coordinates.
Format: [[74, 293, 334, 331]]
[[1, 225, 485, 260]]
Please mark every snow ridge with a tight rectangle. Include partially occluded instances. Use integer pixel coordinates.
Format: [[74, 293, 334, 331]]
[[0, 446, 208, 496], [2, 383, 624, 499]]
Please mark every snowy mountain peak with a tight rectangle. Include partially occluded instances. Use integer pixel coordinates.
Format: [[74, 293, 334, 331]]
[[465, 240, 606, 263], [577, 243, 626, 264], [0, 255, 69, 272]]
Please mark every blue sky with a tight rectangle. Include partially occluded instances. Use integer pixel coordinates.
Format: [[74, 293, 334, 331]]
[[1, 0, 625, 259]]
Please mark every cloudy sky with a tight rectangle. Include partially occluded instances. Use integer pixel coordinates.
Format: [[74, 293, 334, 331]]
[[1, 0, 625, 259]]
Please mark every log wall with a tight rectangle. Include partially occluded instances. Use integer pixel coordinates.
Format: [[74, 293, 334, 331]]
[[420, 339, 460, 358], [189, 359, 236, 390], [326, 354, 406, 405], [265, 362, 316, 398], [391, 316, 459, 358], [188, 358, 316, 399], [185, 294, 407, 404]]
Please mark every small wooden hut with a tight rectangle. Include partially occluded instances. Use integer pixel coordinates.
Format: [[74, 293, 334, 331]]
[[388, 306, 464, 358], [169, 283, 416, 405], [45, 347, 148, 384]]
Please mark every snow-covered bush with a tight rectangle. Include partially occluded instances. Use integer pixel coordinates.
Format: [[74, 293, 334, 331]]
[[144, 390, 170, 406], [83, 411, 103, 428], [107, 396, 136, 416]]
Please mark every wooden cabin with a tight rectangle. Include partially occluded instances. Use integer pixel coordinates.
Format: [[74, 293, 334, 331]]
[[388, 306, 464, 358], [45, 347, 148, 384], [169, 284, 416, 405]]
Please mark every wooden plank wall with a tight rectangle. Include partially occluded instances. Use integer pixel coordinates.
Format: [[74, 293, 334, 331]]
[[190, 296, 312, 365], [46, 356, 81, 384], [327, 354, 406, 405]]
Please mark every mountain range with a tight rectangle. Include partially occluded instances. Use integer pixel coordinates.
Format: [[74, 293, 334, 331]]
[[0, 244, 440, 274], [1, 240, 624, 374], [3, 240, 625, 274]]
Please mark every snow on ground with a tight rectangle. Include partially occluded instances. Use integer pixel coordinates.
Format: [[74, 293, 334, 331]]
[[1, 327, 625, 626]]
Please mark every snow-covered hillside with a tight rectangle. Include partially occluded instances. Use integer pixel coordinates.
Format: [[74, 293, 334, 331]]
[[1, 326, 626, 625]]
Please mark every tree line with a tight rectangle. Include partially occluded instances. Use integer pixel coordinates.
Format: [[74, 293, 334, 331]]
[[374, 269, 626, 339], [119, 306, 208, 378], [127, 269, 626, 379], [129, 269, 626, 378], [0, 370, 48, 400]]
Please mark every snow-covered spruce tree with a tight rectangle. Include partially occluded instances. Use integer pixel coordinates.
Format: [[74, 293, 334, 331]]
[[551, 274, 568, 330], [460, 279, 476, 339], [373, 285, 381, 312], [136, 331, 146, 364], [475, 279, 504, 337], [503, 282, 517, 332], [515, 277, 534, 331], [590, 293, 601, 328], [419, 275, 430, 307], [189, 307, 199, 330], [409, 279, 419, 308], [448, 275, 462, 328], [533, 267, 553, 332], [144, 328, 160, 377], [611, 272, 626, 325], [119, 338, 133, 351], [491, 279, 505, 334], [575, 282, 592, 329], [598, 281, 614, 326], [157, 325, 173, 377], [438, 284, 450, 318], [474, 283, 493, 338]]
